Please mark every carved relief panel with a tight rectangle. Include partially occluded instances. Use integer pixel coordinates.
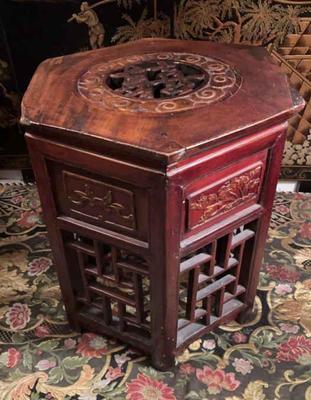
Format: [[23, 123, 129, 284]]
[[63, 171, 136, 231], [46, 160, 149, 241], [185, 153, 267, 233]]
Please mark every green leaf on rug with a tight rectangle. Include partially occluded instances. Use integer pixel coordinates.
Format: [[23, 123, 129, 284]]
[[22, 347, 33, 369], [185, 390, 200, 399], [138, 366, 174, 379], [11, 332, 25, 343], [9, 368, 26, 380], [62, 356, 87, 370], [47, 366, 64, 384], [29, 393, 40, 400], [36, 339, 59, 352]]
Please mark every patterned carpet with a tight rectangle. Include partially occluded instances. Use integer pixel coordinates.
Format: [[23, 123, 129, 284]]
[[0, 183, 310, 400]]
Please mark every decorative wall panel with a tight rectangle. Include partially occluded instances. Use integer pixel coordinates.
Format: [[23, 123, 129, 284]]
[[270, 49, 311, 180]]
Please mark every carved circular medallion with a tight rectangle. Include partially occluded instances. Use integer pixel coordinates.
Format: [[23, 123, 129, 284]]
[[77, 52, 242, 113]]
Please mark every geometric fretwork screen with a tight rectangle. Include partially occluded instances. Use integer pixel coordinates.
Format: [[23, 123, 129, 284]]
[[62, 231, 151, 339], [177, 220, 258, 348], [60, 218, 258, 348]]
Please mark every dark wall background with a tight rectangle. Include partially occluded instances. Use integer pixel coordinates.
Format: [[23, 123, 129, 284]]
[[0, 0, 154, 169]]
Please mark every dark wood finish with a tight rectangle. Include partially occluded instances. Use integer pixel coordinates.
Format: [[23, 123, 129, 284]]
[[21, 38, 304, 370]]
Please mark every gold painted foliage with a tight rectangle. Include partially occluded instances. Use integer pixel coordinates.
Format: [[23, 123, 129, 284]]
[[0, 250, 31, 304], [112, 8, 169, 43], [0, 269, 29, 304], [114, 0, 310, 47], [226, 380, 268, 400], [274, 279, 311, 336], [0, 249, 29, 273]]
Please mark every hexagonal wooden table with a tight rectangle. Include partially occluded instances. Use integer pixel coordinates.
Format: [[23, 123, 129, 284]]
[[21, 38, 304, 370]]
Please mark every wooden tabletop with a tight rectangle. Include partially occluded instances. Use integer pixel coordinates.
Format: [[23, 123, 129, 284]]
[[21, 38, 303, 165]]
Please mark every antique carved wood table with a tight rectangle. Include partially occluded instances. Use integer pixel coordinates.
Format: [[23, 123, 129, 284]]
[[21, 38, 303, 370]]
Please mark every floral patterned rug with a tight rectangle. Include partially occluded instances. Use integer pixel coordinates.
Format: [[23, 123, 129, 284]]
[[0, 183, 310, 400]]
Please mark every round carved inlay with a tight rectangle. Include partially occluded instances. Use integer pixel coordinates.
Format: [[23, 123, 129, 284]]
[[77, 52, 242, 113]]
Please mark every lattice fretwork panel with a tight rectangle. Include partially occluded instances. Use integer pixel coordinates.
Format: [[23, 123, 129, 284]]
[[177, 221, 257, 348], [63, 231, 151, 339], [278, 19, 311, 58], [270, 49, 311, 146]]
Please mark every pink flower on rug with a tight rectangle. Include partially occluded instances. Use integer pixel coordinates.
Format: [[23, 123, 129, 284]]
[[232, 358, 253, 375], [300, 222, 311, 239], [179, 363, 195, 375], [11, 195, 23, 204], [275, 204, 289, 215], [35, 359, 57, 371], [196, 366, 240, 394], [44, 394, 55, 400], [222, 372, 241, 392], [34, 325, 51, 338], [76, 333, 108, 358], [126, 373, 176, 400], [274, 283, 293, 295], [232, 332, 248, 344], [5, 303, 31, 330], [277, 336, 311, 362], [17, 210, 40, 228], [265, 264, 300, 282], [6, 348, 21, 368], [64, 338, 76, 349], [28, 257, 52, 276], [279, 323, 299, 334], [114, 352, 131, 367], [105, 366, 124, 381], [202, 339, 216, 350], [294, 193, 305, 200]]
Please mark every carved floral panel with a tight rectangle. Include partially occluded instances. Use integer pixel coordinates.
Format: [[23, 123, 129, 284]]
[[63, 171, 136, 231], [187, 164, 263, 230]]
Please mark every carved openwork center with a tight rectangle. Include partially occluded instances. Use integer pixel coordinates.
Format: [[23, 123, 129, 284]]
[[77, 52, 242, 113], [106, 60, 209, 100]]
